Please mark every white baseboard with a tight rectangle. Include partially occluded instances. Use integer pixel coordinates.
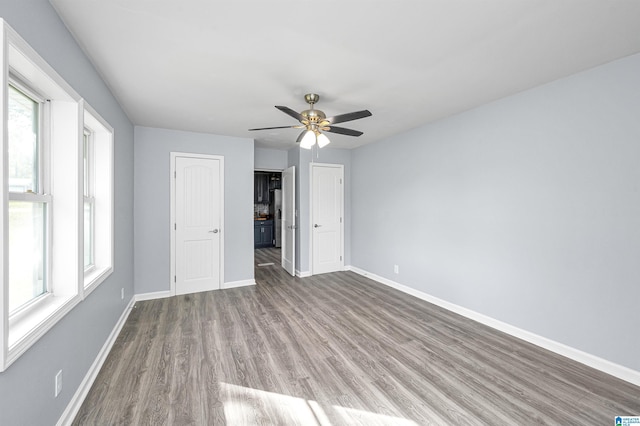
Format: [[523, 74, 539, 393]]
[[296, 270, 311, 278], [347, 265, 640, 387], [136, 281, 256, 298], [56, 296, 136, 426], [222, 279, 256, 289], [135, 290, 172, 301]]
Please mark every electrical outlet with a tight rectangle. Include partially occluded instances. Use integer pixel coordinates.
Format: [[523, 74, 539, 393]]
[[394, 264, 399, 274], [55, 370, 63, 397], [121, 288, 124, 300]]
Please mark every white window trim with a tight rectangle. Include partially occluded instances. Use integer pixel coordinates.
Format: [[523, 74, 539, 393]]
[[0, 20, 114, 372], [83, 128, 96, 274], [1, 20, 82, 371], [7, 78, 51, 313], [81, 102, 114, 297]]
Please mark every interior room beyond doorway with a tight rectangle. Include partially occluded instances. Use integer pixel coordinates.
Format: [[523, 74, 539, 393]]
[[254, 170, 282, 255]]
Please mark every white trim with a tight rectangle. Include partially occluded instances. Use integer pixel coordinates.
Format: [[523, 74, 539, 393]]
[[135, 290, 172, 302], [281, 165, 296, 277], [1, 22, 8, 371], [347, 265, 640, 387], [82, 266, 113, 299], [222, 279, 256, 289], [254, 167, 284, 173], [170, 152, 225, 296], [5, 24, 81, 103], [7, 295, 81, 368], [56, 296, 135, 426], [296, 270, 312, 278], [81, 101, 114, 296], [1, 20, 85, 371]]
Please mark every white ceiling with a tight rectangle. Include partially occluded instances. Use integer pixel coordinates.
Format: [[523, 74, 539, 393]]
[[50, 0, 640, 150]]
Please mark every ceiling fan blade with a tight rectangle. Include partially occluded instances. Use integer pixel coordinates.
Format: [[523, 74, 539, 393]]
[[324, 109, 372, 125], [275, 105, 304, 122], [248, 125, 302, 131], [324, 126, 364, 137]]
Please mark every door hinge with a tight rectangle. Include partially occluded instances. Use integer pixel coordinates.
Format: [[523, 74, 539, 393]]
[[340, 178, 342, 184], [340, 255, 343, 261], [174, 171, 176, 178], [174, 275, 176, 283], [340, 217, 342, 223], [174, 223, 176, 230]]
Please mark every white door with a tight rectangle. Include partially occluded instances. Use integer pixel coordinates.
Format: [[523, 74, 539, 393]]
[[311, 164, 344, 275], [282, 166, 296, 276], [173, 154, 223, 295]]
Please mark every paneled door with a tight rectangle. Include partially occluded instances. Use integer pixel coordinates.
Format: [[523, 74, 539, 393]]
[[311, 163, 344, 275], [172, 154, 224, 295], [282, 166, 296, 276]]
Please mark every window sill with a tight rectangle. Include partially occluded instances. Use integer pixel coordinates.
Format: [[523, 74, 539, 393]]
[[84, 266, 113, 298], [7, 293, 81, 368]]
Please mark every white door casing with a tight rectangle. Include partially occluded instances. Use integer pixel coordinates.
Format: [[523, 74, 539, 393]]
[[311, 163, 344, 275], [171, 153, 224, 295], [282, 166, 296, 276]]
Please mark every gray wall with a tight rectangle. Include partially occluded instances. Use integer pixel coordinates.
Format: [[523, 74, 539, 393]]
[[289, 147, 352, 274], [0, 1, 135, 424], [351, 53, 640, 372], [255, 147, 287, 170], [134, 126, 254, 294]]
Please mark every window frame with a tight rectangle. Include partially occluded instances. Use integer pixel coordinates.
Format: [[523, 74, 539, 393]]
[[83, 127, 95, 274], [0, 20, 114, 372], [81, 102, 114, 295], [6, 77, 53, 316]]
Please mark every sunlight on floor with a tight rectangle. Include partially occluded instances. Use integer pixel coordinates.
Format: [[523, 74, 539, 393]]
[[333, 406, 419, 426], [221, 382, 418, 426]]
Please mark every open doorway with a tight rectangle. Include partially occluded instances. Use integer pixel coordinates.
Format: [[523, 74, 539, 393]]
[[254, 170, 283, 271], [254, 167, 296, 276]]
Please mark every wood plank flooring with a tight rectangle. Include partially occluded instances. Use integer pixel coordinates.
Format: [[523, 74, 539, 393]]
[[73, 248, 640, 425]]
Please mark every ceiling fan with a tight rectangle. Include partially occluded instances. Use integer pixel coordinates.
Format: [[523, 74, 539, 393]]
[[249, 93, 372, 149]]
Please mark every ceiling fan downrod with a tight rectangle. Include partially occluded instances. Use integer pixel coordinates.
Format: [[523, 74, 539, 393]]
[[301, 93, 325, 128]]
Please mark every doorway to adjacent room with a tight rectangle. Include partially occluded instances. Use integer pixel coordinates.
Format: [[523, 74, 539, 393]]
[[254, 166, 296, 276]]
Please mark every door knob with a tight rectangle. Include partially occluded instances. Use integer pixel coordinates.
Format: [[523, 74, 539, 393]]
[[209, 229, 219, 233], [314, 224, 321, 228]]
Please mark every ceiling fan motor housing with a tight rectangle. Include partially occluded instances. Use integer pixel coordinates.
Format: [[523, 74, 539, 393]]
[[302, 93, 326, 129], [301, 109, 326, 122]]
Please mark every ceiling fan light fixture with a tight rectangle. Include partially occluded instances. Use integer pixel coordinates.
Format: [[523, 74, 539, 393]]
[[316, 132, 330, 148], [300, 129, 316, 149]]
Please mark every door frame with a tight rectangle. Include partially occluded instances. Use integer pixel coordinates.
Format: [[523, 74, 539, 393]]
[[170, 152, 225, 296], [309, 163, 344, 276], [281, 165, 296, 276]]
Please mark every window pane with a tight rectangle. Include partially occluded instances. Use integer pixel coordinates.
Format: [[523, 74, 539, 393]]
[[9, 201, 46, 312], [84, 200, 94, 269], [8, 86, 39, 193], [83, 131, 90, 197]]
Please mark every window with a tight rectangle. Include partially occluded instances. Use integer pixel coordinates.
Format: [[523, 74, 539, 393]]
[[1, 21, 114, 371], [82, 105, 114, 293], [7, 83, 50, 314], [83, 128, 95, 271]]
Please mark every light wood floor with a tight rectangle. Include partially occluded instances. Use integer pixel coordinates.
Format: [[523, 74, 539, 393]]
[[73, 248, 640, 425]]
